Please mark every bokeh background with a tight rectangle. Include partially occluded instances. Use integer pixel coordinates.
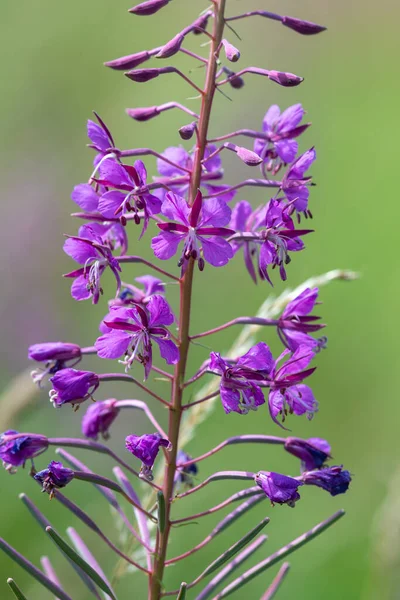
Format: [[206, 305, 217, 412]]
[[1, 0, 399, 598]]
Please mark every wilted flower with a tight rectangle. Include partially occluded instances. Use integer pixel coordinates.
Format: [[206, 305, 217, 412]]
[[49, 369, 99, 408], [125, 433, 171, 480], [284, 437, 331, 472], [34, 461, 74, 498], [255, 471, 303, 507], [0, 431, 48, 472], [302, 466, 351, 496], [81, 400, 120, 440]]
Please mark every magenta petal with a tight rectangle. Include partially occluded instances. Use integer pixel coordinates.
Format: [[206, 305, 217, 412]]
[[87, 120, 110, 151], [63, 238, 98, 265], [289, 147, 316, 178], [277, 103, 304, 133], [220, 385, 241, 414], [268, 390, 289, 428], [230, 200, 252, 231], [200, 236, 233, 267], [157, 146, 189, 177], [199, 197, 232, 228], [147, 295, 174, 327], [204, 184, 237, 203], [237, 342, 274, 373], [275, 139, 298, 164], [286, 384, 318, 416], [98, 190, 126, 218], [70, 275, 91, 301], [283, 287, 318, 318], [161, 192, 190, 225], [203, 144, 222, 173], [262, 104, 281, 132], [95, 331, 131, 359], [152, 336, 179, 365], [71, 184, 99, 212], [277, 344, 315, 378], [151, 232, 183, 261]]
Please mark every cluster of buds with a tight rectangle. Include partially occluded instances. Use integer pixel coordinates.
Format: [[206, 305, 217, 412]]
[[0, 2, 352, 600]]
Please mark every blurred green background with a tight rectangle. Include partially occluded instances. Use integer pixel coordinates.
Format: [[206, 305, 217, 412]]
[[1, 0, 398, 598]]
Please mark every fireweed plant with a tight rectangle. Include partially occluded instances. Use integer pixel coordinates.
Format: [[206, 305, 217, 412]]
[[0, 2, 355, 599]]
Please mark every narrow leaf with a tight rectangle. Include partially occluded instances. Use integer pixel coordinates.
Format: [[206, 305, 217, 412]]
[[45, 527, 117, 600], [67, 528, 115, 600], [215, 510, 345, 598], [7, 579, 29, 600], [260, 562, 290, 600], [0, 538, 73, 600], [176, 582, 187, 599], [196, 536, 266, 600], [202, 517, 269, 578], [157, 491, 166, 534]]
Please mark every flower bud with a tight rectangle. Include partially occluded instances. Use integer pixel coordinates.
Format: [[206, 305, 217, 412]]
[[104, 50, 153, 71], [129, 0, 170, 16], [255, 471, 303, 507], [0, 431, 49, 472], [284, 437, 331, 472], [174, 450, 198, 489], [302, 466, 351, 496], [49, 368, 99, 407], [34, 461, 74, 498], [221, 39, 240, 63], [156, 33, 184, 59], [28, 342, 81, 363], [81, 399, 120, 440], [282, 16, 326, 36], [126, 433, 171, 480], [267, 70, 304, 87], [126, 106, 161, 121], [234, 146, 263, 166], [222, 67, 245, 89], [179, 121, 197, 140], [125, 67, 174, 83]]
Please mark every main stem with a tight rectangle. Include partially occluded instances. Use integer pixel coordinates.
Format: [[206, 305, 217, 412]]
[[149, 2, 227, 598]]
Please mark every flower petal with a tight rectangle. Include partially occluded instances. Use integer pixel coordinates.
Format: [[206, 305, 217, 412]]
[[151, 232, 183, 260], [262, 104, 281, 132], [237, 342, 274, 373], [71, 184, 99, 212], [161, 192, 190, 225], [98, 190, 126, 218], [147, 295, 174, 326], [152, 336, 179, 365], [199, 236, 233, 267], [64, 238, 98, 265], [157, 146, 189, 177], [275, 139, 298, 164], [95, 331, 131, 359], [199, 198, 232, 228], [277, 103, 304, 133]]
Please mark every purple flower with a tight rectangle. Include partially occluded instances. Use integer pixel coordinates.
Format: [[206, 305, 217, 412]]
[[174, 450, 198, 489], [230, 199, 312, 284], [267, 345, 318, 427], [95, 295, 179, 379], [87, 113, 116, 168], [255, 471, 303, 507], [96, 158, 161, 234], [63, 226, 122, 304], [81, 399, 120, 440], [28, 342, 83, 386], [302, 466, 351, 496], [284, 437, 331, 472], [34, 460, 74, 498], [49, 369, 100, 408], [152, 190, 234, 271], [278, 287, 326, 351], [0, 431, 48, 472], [154, 145, 236, 203], [281, 147, 316, 213], [210, 342, 273, 414], [254, 104, 309, 170], [125, 433, 171, 480]]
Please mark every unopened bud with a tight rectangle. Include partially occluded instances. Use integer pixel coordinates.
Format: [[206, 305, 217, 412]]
[[156, 33, 185, 59], [223, 67, 245, 89], [104, 50, 153, 71], [222, 39, 240, 63], [179, 121, 197, 140], [228, 144, 262, 166], [125, 67, 174, 83], [126, 106, 160, 121], [282, 16, 326, 36], [267, 70, 304, 87], [129, 0, 170, 16], [192, 13, 210, 34]]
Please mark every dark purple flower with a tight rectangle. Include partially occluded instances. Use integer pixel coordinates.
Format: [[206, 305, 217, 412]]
[[0, 431, 48, 472], [28, 342, 83, 386], [230, 199, 312, 284], [63, 226, 122, 304], [267, 345, 318, 427], [125, 433, 171, 480], [210, 342, 273, 414], [302, 466, 351, 496], [34, 460, 74, 498], [255, 471, 303, 507], [49, 369, 100, 408], [278, 287, 326, 351], [254, 104, 309, 169], [282, 16, 326, 36], [174, 450, 198, 488], [154, 145, 236, 203], [152, 190, 234, 271], [81, 399, 120, 440], [99, 275, 168, 334], [95, 295, 179, 379], [284, 437, 331, 472], [281, 147, 316, 213], [95, 158, 161, 234]]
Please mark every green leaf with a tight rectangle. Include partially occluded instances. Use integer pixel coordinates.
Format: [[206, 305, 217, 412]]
[[201, 517, 269, 579], [157, 491, 166, 534], [216, 510, 345, 598], [0, 538, 72, 600], [45, 527, 117, 600], [176, 582, 187, 599], [6, 579, 29, 600]]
